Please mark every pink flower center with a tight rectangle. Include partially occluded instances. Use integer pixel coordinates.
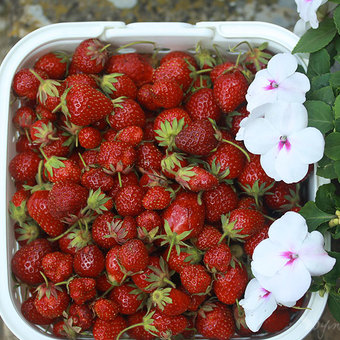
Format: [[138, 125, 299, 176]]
[[278, 136, 291, 151], [261, 288, 271, 299], [281, 251, 299, 266], [265, 79, 279, 90]]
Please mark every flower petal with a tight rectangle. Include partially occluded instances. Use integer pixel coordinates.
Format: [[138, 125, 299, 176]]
[[293, 19, 311, 37], [298, 231, 336, 276], [260, 147, 281, 181], [278, 73, 310, 103], [267, 53, 297, 83]]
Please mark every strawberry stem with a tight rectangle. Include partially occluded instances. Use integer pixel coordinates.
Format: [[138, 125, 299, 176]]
[[221, 139, 250, 162], [47, 223, 77, 242]]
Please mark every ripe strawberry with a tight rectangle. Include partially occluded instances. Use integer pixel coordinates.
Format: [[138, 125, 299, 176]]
[[35, 103, 58, 121], [244, 224, 270, 257], [261, 309, 291, 333], [68, 303, 94, 331], [72, 38, 109, 74], [58, 228, 91, 255], [27, 190, 66, 237], [101, 73, 137, 99], [105, 52, 154, 87], [48, 181, 88, 219], [202, 183, 239, 223], [161, 152, 188, 179], [81, 167, 114, 192], [93, 316, 127, 340], [11, 238, 53, 285], [213, 264, 248, 304], [175, 119, 218, 156], [160, 50, 197, 67], [46, 158, 82, 184], [21, 296, 55, 325], [62, 83, 114, 126], [34, 284, 70, 319], [105, 245, 125, 285], [13, 106, 36, 129], [9, 150, 41, 182], [12, 68, 48, 100], [142, 186, 171, 210], [29, 118, 56, 145], [68, 277, 96, 304], [237, 196, 258, 210], [196, 301, 235, 340], [229, 106, 250, 136], [137, 84, 159, 111], [126, 310, 157, 340], [73, 244, 105, 277], [175, 165, 218, 192], [241, 43, 272, 74], [210, 61, 243, 83], [108, 98, 145, 131], [93, 298, 120, 321], [136, 210, 162, 242], [15, 135, 38, 153], [115, 125, 144, 147], [185, 88, 221, 121], [108, 171, 139, 199], [136, 142, 163, 172], [64, 73, 99, 88], [150, 310, 188, 338], [118, 238, 149, 273], [34, 51, 69, 79], [185, 289, 207, 312], [163, 192, 205, 239], [164, 245, 202, 273], [78, 126, 102, 149], [38, 81, 66, 112], [213, 71, 248, 113], [180, 264, 212, 295], [42, 132, 70, 158], [42, 251, 73, 283], [203, 243, 232, 273], [151, 79, 183, 109], [115, 184, 144, 216], [194, 225, 223, 251]]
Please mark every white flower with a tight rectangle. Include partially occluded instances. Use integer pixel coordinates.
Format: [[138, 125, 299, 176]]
[[293, 18, 312, 37], [295, 0, 327, 29], [245, 53, 310, 112], [251, 212, 336, 303], [242, 101, 324, 183]]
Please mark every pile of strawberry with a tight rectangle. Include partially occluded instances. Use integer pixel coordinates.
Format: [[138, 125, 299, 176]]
[[8, 38, 308, 340]]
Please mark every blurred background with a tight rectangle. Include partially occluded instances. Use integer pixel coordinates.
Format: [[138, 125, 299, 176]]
[[0, 0, 339, 339]]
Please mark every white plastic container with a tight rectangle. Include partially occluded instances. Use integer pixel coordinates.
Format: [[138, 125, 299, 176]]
[[0, 21, 328, 340]]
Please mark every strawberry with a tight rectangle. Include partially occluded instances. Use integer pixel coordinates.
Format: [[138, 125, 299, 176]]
[[27, 190, 66, 237], [161, 152, 188, 179], [21, 296, 55, 325], [42, 132, 70, 158], [108, 98, 146, 131], [58, 228, 91, 255], [244, 224, 270, 257], [61, 83, 114, 126], [68, 303, 93, 331], [34, 51, 69, 79], [203, 243, 232, 273], [11, 238, 53, 285], [118, 238, 149, 273], [210, 61, 243, 83], [185, 289, 206, 312], [45, 158, 82, 184], [160, 50, 197, 68], [108, 171, 139, 199], [196, 301, 235, 340], [101, 73, 137, 99], [115, 184, 144, 216], [34, 284, 70, 319], [136, 142, 163, 172], [29, 118, 56, 145], [81, 167, 114, 192], [142, 186, 172, 211], [105, 52, 154, 87], [68, 277, 96, 304], [202, 183, 239, 223], [180, 264, 212, 295], [213, 264, 248, 304], [47, 181, 88, 219], [175, 119, 218, 156], [233, 303, 253, 336], [110, 283, 145, 315], [115, 125, 144, 147], [136, 210, 162, 242], [175, 165, 218, 192], [213, 70, 248, 113], [185, 88, 221, 121], [137, 84, 159, 111], [14, 222, 39, 246], [13, 106, 36, 129], [41, 251, 73, 283], [151, 79, 183, 109], [194, 225, 223, 251], [64, 73, 99, 88], [229, 106, 250, 136], [15, 135, 38, 153], [241, 42, 272, 74], [72, 38, 109, 74], [35, 103, 58, 121], [126, 310, 157, 340], [105, 245, 125, 285], [93, 298, 120, 321], [164, 245, 202, 273], [93, 317, 127, 340], [73, 244, 105, 277], [78, 126, 102, 149], [261, 309, 291, 333], [9, 150, 41, 182]]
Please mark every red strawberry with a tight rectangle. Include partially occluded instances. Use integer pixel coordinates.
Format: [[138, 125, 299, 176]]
[[29, 118, 56, 145], [46, 158, 82, 184], [9, 151, 41, 182], [101, 73, 137, 99], [213, 264, 248, 304], [196, 301, 235, 340], [78, 126, 102, 149], [126, 310, 157, 340], [21, 296, 55, 325], [244, 225, 270, 257], [68, 277, 96, 304], [105, 245, 125, 285], [93, 316, 127, 340], [27, 190, 66, 237], [160, 50, 197, 67], [115, 125, 144, 147], [185, 88, 221, 121], [58, 228, 91, 255], [36, 103, 58, 121], [62, 83, 113, 126], [229, 106, 250, 136], [151, 79, 183, 109], [142, 186, 171, 210], [137, 84, 159, 111], [213, 71, 248, 113], [175, 119, 218, 156], [81, 168, 114, 192], [210, 61, 243, 83], [161, 152, 188, 180], [42, 251, 73, 283], [73, 244, 105, 277], [72, 38, 109, 74], [180, 264, 212, 295], [68, 303, 93, 331], [11, 238, 53, 285], [93, 298, 120, 321], [241, 43, 272, 74], [150, 310, 188, 338], [136, 142, 163, 173], [42, 132, 70, 158], [15, 135, 38, 153], [261, 309, 291, 333], [164, 246, 202, 273], [136, 210, 162, 242], [64, 73, 98, 88], [194, 225, 223, 251], [34, 51, 69, 79], [13, 106, 36, 129], [203, 243, 232, 273], [108, 172, 139, 199], [115, 184, 144, 216]]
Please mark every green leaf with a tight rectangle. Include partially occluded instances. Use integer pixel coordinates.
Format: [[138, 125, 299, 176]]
[[307, 49, 330, 78], [330, 71, 340, 89], [292, 18, 337, 54], [308, 86, 335, 106], [328, 291, 340, 323], [317, 155, 337, 179], [305, 100, 333, 134], [334, 4, 340, 35], [334, 95, 340, 121], [333, 160, 340, 182], [330, 0, 340, 4], [325, 132, 340, 160], [315, 183, 337, 214], [299, 201, 335, 231], [311, 73, 331, 91]]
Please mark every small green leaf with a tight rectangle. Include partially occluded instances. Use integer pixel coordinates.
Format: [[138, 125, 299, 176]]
[[333, 160, 340, 182], [307, 49, 330, 78], [292, 18, 337, 54], [311, 73, 331, 91], [299, 201, 336, 231], [315, 183, 337, 214], [330, 71, 340, 89], [317, 155, 337, 179], [304, 100, 333, 134], [325, 132, 340, 160], [328, 291, 340, 323], [334, 95, 340, 121], [334, 4, 340, 35], [308, 86, 335, 106]]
